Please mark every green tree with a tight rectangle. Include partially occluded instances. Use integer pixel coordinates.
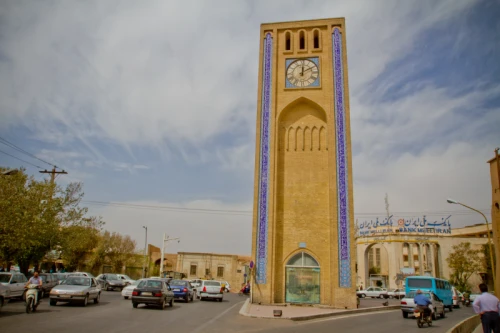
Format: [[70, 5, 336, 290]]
[[446, 242, 484, 291], [369, 266, 381, 275], [88, 231, 137, 273]]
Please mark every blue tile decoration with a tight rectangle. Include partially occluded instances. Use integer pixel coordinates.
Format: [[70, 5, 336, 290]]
[[256, 32, 273, 285], [285, 57, 320, 88], [332, 28, 351, 288]]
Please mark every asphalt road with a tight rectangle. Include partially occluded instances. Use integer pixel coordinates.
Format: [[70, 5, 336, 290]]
[[0, 291, 477, 333]]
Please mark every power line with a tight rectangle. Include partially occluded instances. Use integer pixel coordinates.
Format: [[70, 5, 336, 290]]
[[0, 148, 43, 169], [0, 137, 58, 168]]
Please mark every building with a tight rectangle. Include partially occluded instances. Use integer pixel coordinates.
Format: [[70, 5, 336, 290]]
[[356, 222, 491, 292], [488, 151, 500, 297], [176, 252, 251, 290], [251, 18, 356, 308]]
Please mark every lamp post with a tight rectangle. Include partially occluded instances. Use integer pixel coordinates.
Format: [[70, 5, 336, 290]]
[[447, 198, 496, 285], [159, 234, 180, 278], [142, 226, 148, 278]]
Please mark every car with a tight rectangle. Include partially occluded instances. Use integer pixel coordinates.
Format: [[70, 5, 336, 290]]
[[0, 272, 28, 299], [356, 287, 389, 299], [169, 279, 196, 302], [96, 273, 127, 291], [388, 288, 406, 299], [39, 273, 58, 296], [197, 280, 224, 302], [190, 279, 203, 290], [400, 290, 446, 319], [469, 293, 480, 302], [122, 279, 143, 299], [67, 272, 95, 278], [49, 276, 101, 306], [116, 274, 135, 286], [131, 278, 174, 309], [451, 287, 461, 308], [0, 283, 10, 312]]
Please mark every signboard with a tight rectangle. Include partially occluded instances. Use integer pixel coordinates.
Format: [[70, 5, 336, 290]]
[[357, 215, 451, 236]]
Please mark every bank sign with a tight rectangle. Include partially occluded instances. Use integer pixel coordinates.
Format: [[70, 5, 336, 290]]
[[357, 215, 452, 236]]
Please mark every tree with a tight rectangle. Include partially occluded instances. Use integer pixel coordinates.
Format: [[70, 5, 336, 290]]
[[369, 266, 381, 275], [88, 231, 137, 273], [446, 242, 484, 291], [481, 243, 496, 284]]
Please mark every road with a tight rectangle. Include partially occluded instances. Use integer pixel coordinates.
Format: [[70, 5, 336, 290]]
[[0, 291, 476, 333]]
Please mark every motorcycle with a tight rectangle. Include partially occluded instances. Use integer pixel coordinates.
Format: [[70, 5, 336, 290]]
[[414, 307, 432, 328], [464, 298, 471, 307], [25, 284, 40, 314], [238, 286, 250, 296]]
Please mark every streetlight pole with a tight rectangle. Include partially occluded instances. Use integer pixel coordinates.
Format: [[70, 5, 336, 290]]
[[447, 198, 496, 285], [159, 234, 180, 278], [142, 226, 148, 279]]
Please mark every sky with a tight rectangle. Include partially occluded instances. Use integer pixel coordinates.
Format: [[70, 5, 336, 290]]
[[1, 0, 499, 256]]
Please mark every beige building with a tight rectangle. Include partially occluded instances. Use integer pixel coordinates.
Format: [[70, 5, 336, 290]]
[[488, 151, 500, 297], [251, 18, 356, 308], [356, 223, 491, 292], [176, 252, 251, 290]]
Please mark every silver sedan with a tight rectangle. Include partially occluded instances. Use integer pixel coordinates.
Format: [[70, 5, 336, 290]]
[[49, 276, 101, 307]]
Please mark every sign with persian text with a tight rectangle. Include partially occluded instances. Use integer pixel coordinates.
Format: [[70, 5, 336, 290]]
[[357, 215, 452, 236]]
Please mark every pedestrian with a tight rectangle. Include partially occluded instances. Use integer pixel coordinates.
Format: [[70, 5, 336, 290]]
[[472, 283, 500, 333]]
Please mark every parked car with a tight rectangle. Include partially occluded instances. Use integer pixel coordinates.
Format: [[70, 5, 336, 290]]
[[196, 280, 224, 302], [356, 287, 389, 299], [67, 272, 95, 278], [49, 276, 101, 306], [169, 279, 195, 302], [451, 287, 461, 308], [116, 274, 135, 286], [388, 288, 406, 299], [0, 283, 10, 312], [400, 290, 446, 319], [131, 278, 174, 309], [39, 273, 58, 296], [122, 279, 143, 299], [0, 272, 28, 299], [96, 274, 127, 291]]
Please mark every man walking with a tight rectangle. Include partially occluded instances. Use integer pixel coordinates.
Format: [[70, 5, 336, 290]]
[[472, 283, 500, 333]]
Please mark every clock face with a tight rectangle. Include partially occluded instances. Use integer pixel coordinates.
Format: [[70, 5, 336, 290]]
[[286, 59, 319, 87]]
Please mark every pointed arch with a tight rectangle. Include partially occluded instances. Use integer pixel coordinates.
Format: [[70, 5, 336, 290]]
[[304, 126, 311, 151]]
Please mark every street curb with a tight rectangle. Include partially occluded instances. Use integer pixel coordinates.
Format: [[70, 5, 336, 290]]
[[444, 314, 480, 333], [239, 299, 399, 321]]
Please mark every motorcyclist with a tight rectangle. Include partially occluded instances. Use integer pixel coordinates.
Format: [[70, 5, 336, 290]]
[[25, 271, 43, 304], [414, 289, 432, 317], [463, 291, 471, 305]]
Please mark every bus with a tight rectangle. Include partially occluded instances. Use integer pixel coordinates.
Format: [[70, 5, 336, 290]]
[[404, 276, 453, 310]]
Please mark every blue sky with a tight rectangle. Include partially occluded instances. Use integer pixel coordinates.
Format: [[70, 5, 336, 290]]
[[1, 0, 499, 255]]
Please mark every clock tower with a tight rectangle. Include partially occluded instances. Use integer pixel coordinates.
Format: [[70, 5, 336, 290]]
[[251, 18, 356, 308]]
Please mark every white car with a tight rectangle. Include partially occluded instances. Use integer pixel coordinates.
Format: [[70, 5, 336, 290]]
[[117, 274, 135, 286], [356, 287, 389, 299], [196, 280, 224, 302], [121, 279, 143, 299], [0, 272, 28, 299], [67, 272, 95, 278], [400, 290, 446, 320], [388, 288, 406, 299]]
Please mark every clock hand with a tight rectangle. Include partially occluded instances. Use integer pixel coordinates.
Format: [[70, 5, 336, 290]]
[[301, 64, 304, 76]]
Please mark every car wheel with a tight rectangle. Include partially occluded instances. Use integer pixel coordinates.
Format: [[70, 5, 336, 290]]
[[402, 311, 408, 318], [440, 309, 445, 318], [94, 293, 100, 304], [0, 297, 4, 312], [21, 290, 27, 301], [360, 294, 366, 298], [218, 298, 223, 302], [124, 296, 129, 300], [448, 306, 453, 312], [105, 283, 110, 291], [161, 298, 166, 310], [185, 295, 189, 303], [133, 302, 138, 308], [82, 295, 88, 307], [191, 294, 194, 302], [169, 298, 174, 307], [432, 312, 436, 320], [50, 300, 57, 306]]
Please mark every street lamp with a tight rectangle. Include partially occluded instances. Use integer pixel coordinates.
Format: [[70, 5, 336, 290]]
[[142, 226, 148, 279], [447, 198, 496, 285], [159, 234, 180, 278]]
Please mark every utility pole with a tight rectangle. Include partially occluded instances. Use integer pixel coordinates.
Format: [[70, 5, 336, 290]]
[[39, 167, 68, 184], [159, 234, 180, 278], [142, 226, 148, 279]]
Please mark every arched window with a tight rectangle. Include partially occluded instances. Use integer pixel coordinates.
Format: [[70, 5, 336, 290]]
[[299, 30, 305, 50], [313, 29, 320, 49], [285, 31, 291, 51], [285, 252, 320, 304]]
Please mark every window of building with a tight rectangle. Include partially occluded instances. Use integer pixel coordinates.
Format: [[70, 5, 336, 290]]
[[237, 269, 242, 273], [217, 267, 224, 278], [285, 31, 291, 51], [285, 252, 320, 304], [299, 30, 305, 50], [375, 248, 381, 267], [190, 264, 197, 276], [205, 268, 210, 276], [313, 29, 320, 49]]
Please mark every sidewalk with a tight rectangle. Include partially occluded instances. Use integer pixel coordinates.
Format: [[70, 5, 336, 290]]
[[239, 299, 400, 321]]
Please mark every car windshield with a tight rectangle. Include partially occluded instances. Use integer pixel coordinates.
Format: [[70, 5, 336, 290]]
[[170, 280, 187, 286], [138, 280, 163, 289], [61, 277, 91, 286], [130, 280, 141, 286], [406, 291, 431, 299], [0, 274, 12, 283], [120, 275, 132, 280], [204, 281, 221, 286], [106, 274, 118, 280]]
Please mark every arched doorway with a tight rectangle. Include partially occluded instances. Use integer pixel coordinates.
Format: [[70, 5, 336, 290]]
[[363, 243, 389, 288], [285, 252, 320, 304]]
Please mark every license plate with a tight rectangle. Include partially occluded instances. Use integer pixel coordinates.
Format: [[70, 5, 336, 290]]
[[415, 312, 420, 317], [142, 292, 152, 296], [173, 289, 180, 291]]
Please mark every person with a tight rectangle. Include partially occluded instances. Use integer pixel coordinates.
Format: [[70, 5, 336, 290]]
[[414, 289, 432, 317], [472, 283, 500, 333], [25, 271, 43, 304]]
